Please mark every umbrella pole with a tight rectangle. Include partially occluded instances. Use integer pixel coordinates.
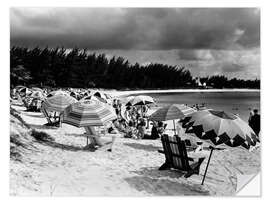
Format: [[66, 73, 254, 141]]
[[201, 147, 214, 185], [173, 120, 176, 135]]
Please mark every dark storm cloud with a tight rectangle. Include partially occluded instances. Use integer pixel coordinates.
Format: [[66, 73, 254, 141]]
[[10, 8, 260, 50]]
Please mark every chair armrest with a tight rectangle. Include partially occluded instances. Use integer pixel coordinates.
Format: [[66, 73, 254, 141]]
[[158, 149, 164, 154], [187, 157, 194, 161]]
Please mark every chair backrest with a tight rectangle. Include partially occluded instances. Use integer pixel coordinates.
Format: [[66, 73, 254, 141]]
[[41, 106, 52, 124], [85, 126, 95, 135], [160, 134, 190, 171]]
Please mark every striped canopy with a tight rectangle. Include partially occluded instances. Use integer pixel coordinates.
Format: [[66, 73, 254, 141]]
[[18, 87, 32, 96], [47, 90, 69, 98], [93, 91, 107, 100], [127, 95, 155, 106], [181, 109, 260, 150], [29, 91, 45, 100], [80, 95, 107, 103], [15, 85, 26, 90], [149, 104, 196, 121], [62, 100, 117, 127], [42, 94, 77, 112], [31, 87, 43, 92]]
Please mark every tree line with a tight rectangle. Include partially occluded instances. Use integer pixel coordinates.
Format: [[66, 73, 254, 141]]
[[10, 46, 260, 89]]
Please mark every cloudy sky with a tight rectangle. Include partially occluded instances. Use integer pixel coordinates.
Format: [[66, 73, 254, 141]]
[[10, 8, 260, 79]]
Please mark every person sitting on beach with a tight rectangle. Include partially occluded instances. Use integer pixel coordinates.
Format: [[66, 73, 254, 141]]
[[249, 109, 260, 136], [157, 121, 166, 137], [115, 119, 128, 133], [124, 106, 131, 121], [143, 121, 160, 140], [136, 118, 146, 139], [176, 119, 185, 137], [141, 105, 148, 117], [124, 121, 138, 138]]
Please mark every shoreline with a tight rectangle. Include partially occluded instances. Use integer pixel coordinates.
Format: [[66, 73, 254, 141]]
[[105, 88, 260, 97]]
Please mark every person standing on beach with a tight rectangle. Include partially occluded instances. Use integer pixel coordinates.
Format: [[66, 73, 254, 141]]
[[249, 109, 260, 136]]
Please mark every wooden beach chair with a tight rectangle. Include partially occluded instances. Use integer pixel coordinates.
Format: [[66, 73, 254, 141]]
[[84, 126, 115, 151], [158, 134, 205, 178], [40, 106, 59, 126], [19, 95, 31, 111]]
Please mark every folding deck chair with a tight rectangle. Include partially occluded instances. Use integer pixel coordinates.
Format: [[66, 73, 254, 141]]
[[158, 134, 205, 178]]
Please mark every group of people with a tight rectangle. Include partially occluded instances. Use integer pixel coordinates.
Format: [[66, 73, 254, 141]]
[[110, 99, 166, 140]]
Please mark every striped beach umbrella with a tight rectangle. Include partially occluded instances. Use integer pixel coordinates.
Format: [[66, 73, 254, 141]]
[[80, 95, 107, 103], [31, 87, 43, 92], [47, 90, 69, 98], [29, 91, 45, 100], [150, 104, 196, 121], [180, 109, 260, 185], [15, 85, 26, 90], [181, 109, 259, 149], [93, 91, 107, 100], [18, 87, 32, 97], [62, 100, 117, 128], [42, 94, 77, 112], [149, 104, 196, 134], [122, 96, 135, 106], [70, 91, 79, 99], [128, 95, 155, 106]]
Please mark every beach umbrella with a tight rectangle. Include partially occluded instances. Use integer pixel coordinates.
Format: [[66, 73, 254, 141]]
[[93, 91, 108, 100], [180, 109, 260, 185], [15, 85, 26, 90], [70, 91, 79, 99], [123, 96, 135, 106], [31, 87, 43, 92], [128, 95, 155, 106], [47, 90, 69, 98], [42, 94, 77, 112], [149, 104, 196, 134], [104, 93, 113, 100], [29, 91, 45, 100], [18, 87, 32, 96], [62, 100, 117, 128], [80, 95, 107, 104]]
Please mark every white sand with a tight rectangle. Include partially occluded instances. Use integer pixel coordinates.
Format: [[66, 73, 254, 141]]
[[10, 102, 260, 196]]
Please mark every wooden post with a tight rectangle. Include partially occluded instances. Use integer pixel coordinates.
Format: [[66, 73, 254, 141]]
[[173, 120, 176, 135], [201, 147, 214, 185]]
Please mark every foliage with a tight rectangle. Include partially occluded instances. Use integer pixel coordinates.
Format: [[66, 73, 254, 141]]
[[10, 46, 260, 89]]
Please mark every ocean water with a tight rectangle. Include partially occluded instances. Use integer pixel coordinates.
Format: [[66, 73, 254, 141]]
[[132, 92, 260, 122]]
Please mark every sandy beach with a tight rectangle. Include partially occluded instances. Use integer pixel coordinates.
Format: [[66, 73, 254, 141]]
[[9, 7, 261, 197], [10, 97, 260, 196]]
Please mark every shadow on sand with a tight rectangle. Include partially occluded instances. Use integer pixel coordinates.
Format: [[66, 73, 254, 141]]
[[29, 124, 59, 130], [124, 166, 210, 195], [38, 139, 97, 152], [123, 142, 161, 152]]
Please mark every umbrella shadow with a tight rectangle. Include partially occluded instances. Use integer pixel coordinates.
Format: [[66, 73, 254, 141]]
[[38, 139, 97, 152], [123, 142, 161, 152], [29, 124, 59, 130], [131, 166, 186, 179], [65, 133, 85, 138], [125, 167, 210, 195]]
